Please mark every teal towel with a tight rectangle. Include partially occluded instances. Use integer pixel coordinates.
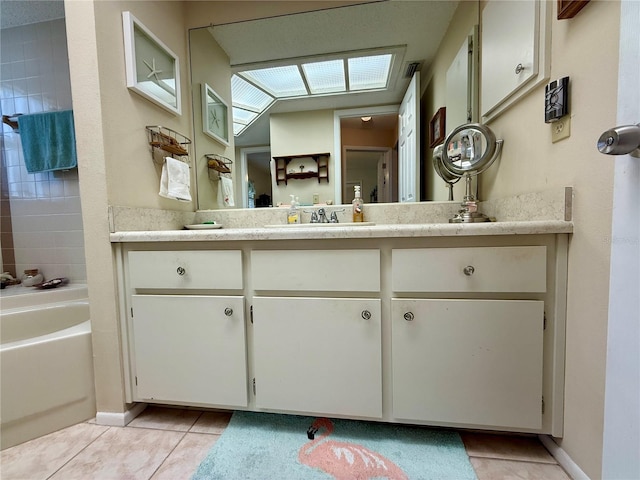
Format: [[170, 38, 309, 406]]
[[17, 110, 78, 173]]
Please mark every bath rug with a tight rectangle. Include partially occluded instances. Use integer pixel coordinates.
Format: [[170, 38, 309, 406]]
[[192, 411, 476, 480]]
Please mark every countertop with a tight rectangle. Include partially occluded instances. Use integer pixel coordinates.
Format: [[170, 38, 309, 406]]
[[109, 220, 573, 243]]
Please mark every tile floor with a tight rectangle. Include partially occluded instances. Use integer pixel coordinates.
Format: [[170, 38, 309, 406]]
[[1, 406, 571, 480]]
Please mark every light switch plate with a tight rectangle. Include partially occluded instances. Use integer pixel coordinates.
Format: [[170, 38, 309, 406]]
[[551, 115, 571, 143], [313, 193, 320, 204]]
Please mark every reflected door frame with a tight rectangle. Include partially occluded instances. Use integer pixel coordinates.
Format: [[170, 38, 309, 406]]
[[343, 146, 393, 204], [239, 145, 271, 208], [333, 105, 400, 204]]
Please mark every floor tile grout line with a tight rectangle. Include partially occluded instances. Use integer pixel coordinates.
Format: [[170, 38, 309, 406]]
[[468, 454, 559, 465], [147, 430, 188, 480], [45, 425, 112, 480]]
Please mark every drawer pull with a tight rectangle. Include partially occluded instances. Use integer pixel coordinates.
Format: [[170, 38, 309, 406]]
[[404, 312, 414, 322], [463, 265, 475, 276], [361, 310, 372, 320], [176, 267, 186, 276], [224, 308, 233, 317]]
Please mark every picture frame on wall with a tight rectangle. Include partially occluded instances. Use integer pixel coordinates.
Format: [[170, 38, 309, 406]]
[[429, 107, 446, 148], [557, 0, 590, 19], [122, 11, 182, 115], [202, 83, 230, 146]]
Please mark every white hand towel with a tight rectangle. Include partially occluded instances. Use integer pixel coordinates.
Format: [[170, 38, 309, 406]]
[[217, 175, 235, 207], [159, 157, 192, 202]]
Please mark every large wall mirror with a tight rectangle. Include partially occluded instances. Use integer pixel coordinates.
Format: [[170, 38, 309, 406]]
[[188, 1, 479, 210]]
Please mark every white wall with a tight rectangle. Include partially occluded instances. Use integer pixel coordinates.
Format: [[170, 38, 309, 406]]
[[0, 18, 86, 282], [270, 110, 335, 206], [65, 0, 191, 414], [479, 3, 618, 478]]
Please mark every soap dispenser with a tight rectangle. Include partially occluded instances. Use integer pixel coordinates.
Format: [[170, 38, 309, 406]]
[[287, 195, 300, 224], [352, 185, 364, 222]]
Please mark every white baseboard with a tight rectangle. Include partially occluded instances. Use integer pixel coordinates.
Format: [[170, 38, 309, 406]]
[[95, 403, 147, 427], [539, 435, 590, 480]]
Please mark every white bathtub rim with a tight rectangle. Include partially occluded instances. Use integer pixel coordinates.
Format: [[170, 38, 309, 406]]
[[1, 299, 89, 317], [1, 319, 91, 351], [1, 284, 88, 310]]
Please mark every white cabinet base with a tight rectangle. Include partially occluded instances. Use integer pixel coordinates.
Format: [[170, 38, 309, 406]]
[[391, 299, 544, 429], [131, 295, 248, 407], [253, 297, 382, 419]]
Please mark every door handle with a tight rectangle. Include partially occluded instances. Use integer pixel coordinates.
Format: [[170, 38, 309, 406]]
[[597, 124, 640, 158]]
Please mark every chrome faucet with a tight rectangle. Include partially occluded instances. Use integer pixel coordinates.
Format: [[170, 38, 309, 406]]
[[309, 211, 319, 223], [330, 211, 339, 223], [317, 208, 329, 223]]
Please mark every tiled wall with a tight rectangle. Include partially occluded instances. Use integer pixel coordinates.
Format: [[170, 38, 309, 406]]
[[0, 18, 86, 282]]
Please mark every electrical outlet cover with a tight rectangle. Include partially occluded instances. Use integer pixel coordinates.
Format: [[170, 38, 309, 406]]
[[552, 115, 571, 143]]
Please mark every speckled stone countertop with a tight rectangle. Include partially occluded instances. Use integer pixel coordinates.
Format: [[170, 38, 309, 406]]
[[109, 187, 574, 243], [109, 220, 572, 243]]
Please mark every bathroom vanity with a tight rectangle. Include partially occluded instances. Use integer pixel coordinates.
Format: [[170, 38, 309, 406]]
[[111, 199, 571, 437]]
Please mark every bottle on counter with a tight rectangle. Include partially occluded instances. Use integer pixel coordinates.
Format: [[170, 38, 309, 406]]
[[352, 185, 364, 222], [287, 194, 300, 224]]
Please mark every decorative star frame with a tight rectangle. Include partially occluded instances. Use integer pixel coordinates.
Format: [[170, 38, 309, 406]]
[[202, 83, 230, 146], [122, 11, 182, 115]]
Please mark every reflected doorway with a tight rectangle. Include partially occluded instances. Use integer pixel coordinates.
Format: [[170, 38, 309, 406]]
[[339, 111, 399, 204], [343, 148, 395, 204], [241, 147, 272, 208]]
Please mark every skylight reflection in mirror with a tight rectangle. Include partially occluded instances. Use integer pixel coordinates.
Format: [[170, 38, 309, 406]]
[[231, 49, 400, 136], [242, 65, 308, 97], [348, 54, 392, 90], [231, 75, 274, 110], [302, 60, 346, 94]]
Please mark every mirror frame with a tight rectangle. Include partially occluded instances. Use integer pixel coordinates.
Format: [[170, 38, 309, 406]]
[[441, 123, 500, 177]]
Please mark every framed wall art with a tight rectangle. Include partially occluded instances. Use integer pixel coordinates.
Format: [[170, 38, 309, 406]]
[[557, 0, 590, 19], [429, 107, 446, 148], [202, 83, 230, 146], [122, 11, 181, 115]]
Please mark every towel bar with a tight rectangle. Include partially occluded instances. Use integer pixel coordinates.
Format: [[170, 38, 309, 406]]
[[2, 114, 22, 132]]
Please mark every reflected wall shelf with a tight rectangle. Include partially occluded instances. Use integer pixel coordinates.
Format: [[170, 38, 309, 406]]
[[273, 153, 330, 185]]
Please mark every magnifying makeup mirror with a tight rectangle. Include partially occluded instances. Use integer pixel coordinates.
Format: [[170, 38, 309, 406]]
[[433, 144, 460, 201], [435, 123, 503, 223]]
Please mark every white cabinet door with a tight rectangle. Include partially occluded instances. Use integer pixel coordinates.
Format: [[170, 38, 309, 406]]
[[131, 295, 247, 407], [253, 297, 382, 418], [392, 299, 544, 429], [481, 0, 551, 120]]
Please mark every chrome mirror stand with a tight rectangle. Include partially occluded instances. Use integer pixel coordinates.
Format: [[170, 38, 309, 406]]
[[450, 173, 493, 223]]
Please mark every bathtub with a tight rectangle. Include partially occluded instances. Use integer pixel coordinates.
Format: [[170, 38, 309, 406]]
[[0, 285, 96, 450]]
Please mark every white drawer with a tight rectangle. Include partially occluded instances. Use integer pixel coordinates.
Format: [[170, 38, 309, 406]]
[[128, 250, 242, 290], [392, 246, 546, 293], [251, 249, 380, 292]]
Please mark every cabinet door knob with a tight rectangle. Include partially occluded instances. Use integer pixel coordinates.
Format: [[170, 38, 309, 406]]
[[404, 312, 414, 322], [515, 63, 524, 74], [224, 308, 233, 317], [361, 310, 371, 320], [176, 267, 186, 276], [463, 265, 475, 276]]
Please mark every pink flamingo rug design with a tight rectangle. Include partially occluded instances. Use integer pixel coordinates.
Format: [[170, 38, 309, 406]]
[[192, 411, 477, 480]]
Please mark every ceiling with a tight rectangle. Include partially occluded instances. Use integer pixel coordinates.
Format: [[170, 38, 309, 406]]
[[205, 0, 460, 146]]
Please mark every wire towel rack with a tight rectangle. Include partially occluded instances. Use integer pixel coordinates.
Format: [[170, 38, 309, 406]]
[[146, 126, 191, 165], [206, 154, 232, 180]]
